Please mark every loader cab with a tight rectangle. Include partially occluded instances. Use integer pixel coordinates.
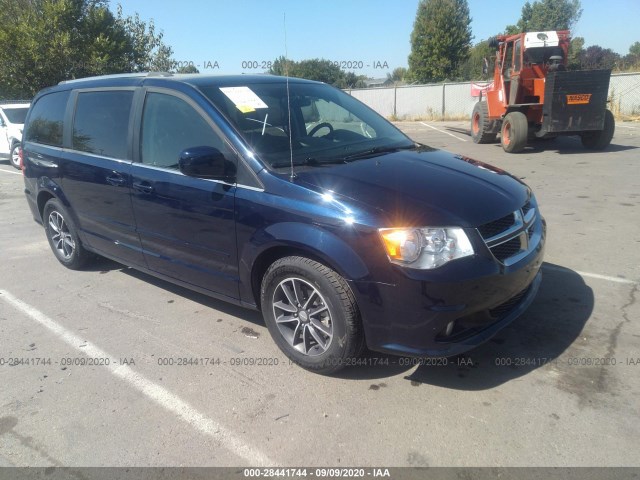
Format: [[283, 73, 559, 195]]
[[497, 31, 570, 107], [500, 38, 523, 105]]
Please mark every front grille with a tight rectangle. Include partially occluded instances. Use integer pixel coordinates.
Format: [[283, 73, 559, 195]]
[[491, 237, 522, 262], [477, 213, 515, 239], [477, 200, 538, 265], [489, 287, 529, 318]]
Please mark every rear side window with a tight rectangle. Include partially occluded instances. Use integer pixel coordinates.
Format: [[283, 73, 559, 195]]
[[3, 107, 29, 124], [72, 90, 133, 159], [24, 91, 70, 147], [140, 92, 228, 169]]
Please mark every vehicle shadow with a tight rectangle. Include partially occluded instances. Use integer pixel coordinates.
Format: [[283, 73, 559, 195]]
[[404, 262, 594, 389], [450, 127, 637, 154], [111, 259, 593, 384], [484, 136, 637, 154], [82, 255, 124, 273], [117, 263, 265, 325]]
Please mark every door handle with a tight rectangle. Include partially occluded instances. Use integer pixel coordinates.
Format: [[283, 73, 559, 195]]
[[133, 181, 154, 194], [106, 173, 126, 187]]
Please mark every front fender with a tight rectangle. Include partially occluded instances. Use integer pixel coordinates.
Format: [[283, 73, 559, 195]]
[[238, 222, 371, 306]]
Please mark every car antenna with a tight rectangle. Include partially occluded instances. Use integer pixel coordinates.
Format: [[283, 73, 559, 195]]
[[284, 13, 295, 181]]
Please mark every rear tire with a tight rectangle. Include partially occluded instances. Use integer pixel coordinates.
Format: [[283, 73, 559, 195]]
[[501, 112, 528, 153], [43, 199, 91, 270], [581, 109, 615, 150], [470, 102, 497, 144], [10, 143, 21, 169], [260, 256, 364, 374]]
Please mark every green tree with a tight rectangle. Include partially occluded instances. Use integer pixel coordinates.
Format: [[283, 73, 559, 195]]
[[269, 56, 291, 76], [176, 64, 200, 74], [343, 71, 368, 89], [293, 59, 344, 85], [0, 0, 126, 98], [407, 0, 472, 83], [623, 42, 640, 71], [581, 45, 620, 70], [459, 40, 494, 80], [268, 57, 361, 87], [387, 67, 408, 84], [115, 5, 175, 72], [505, 0, 582, 34], [567, 36, 585, 70], [0, 0, 175, 99]]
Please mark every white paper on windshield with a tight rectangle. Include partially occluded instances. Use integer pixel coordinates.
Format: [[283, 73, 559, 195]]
[[220, 86, 268, 113]]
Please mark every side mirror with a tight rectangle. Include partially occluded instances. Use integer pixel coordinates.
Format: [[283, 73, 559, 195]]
[[178, 146, 236, 181]]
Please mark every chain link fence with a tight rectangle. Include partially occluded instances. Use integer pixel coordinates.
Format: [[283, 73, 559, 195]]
[[609, 73, 640, 119], [347, 72, 640, 121]]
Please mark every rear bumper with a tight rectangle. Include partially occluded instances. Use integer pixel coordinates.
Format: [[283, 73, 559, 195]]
[[352, 226, 545, 357]]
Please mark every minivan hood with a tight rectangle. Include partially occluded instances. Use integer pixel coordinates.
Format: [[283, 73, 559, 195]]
[[293, 147, 530, 228]]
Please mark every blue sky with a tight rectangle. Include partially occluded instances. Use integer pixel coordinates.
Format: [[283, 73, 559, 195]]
[[116, 0, 640, 77]]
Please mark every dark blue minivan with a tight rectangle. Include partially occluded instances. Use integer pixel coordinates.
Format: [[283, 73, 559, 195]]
[[22, 73, 545, 373]]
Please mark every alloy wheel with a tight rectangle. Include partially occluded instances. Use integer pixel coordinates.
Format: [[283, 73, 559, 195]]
[[272, 277, 333, 356]]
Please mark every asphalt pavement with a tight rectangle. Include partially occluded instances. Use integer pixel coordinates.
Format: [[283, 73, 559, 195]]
[[0, 121, 638, 469]]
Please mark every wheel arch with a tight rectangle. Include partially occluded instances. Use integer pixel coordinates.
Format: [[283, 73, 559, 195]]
[[504, 105, 530, 116], [37, 191, 56, 221], [242, 223, 370, 309], [35, 182, 76, 224]]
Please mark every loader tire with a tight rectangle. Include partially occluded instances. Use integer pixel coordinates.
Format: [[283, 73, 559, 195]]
[[501, 112, 528, 153], [581, 109, 615, 150], [471, 102, 497, 144]]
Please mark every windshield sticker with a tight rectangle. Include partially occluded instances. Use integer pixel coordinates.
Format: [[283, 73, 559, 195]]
[[220, 86, 268, 113]]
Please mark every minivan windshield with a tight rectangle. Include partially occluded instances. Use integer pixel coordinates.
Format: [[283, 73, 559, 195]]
[[200, 81, 414, 168], [3, 107, 29, 124]]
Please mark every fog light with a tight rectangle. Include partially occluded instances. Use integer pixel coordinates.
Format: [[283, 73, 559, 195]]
[[445, 321, 455, 336]]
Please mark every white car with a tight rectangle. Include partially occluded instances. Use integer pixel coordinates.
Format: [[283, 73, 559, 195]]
[[0, 102, 30, 169]]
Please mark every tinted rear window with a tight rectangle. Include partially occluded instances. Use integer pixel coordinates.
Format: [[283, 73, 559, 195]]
[[24, 91, 70, 147], [72, 90, 133, 159], [3, 107, 29, 124]]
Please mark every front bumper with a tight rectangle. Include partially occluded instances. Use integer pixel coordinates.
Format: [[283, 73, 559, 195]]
[[352, 220, 545, 357]]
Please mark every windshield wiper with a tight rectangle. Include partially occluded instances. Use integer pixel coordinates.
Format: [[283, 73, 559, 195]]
[[342, 144, 416, 162], [270, 157, 325, 168], [270, 144, 417, 168]]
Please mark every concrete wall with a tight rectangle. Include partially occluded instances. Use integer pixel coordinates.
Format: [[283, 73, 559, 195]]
[[346, 72, 640, 119]]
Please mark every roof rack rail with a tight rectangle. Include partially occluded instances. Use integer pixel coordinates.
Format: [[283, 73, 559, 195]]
[[0, 100, 31, 105], [58, 71, 173, 85], [146, 72, 173, 77]]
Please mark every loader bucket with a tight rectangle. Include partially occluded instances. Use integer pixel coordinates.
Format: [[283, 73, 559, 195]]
[[540, 69, 612, 135]]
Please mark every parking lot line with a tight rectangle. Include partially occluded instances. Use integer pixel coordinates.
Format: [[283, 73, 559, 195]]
[[419, 122, 468, 142], [0, 289, 276, 467], [542, 264, 637, 285], [0, 168, 22, 175]]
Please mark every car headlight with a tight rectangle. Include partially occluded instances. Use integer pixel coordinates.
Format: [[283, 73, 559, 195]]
[[378, 227, 474, 269]]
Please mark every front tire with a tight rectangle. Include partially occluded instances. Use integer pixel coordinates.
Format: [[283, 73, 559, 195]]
[[43, 199, 90, 270], [501, 111, 528, 153], [260, 256, 364, 374], [581, 109, 615, 150], [10, 143, 21, 169]]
